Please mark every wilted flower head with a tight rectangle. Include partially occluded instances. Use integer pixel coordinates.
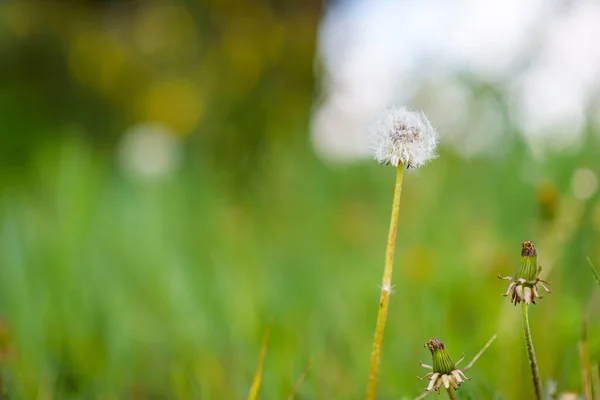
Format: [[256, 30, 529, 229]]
[[369, 106, 438, 169], [498, 241, 552, 305], [418, 338, 469, 392]]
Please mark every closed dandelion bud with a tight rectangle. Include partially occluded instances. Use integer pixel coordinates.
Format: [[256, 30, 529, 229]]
[[519, 241, 538, 281], [498, 241, 552, 305], [428, 338, 455, 375], [418, 338, 469, 392]]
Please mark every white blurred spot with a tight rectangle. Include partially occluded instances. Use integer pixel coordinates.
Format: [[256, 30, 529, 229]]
[[310, 96, 372, 163], [312, 0, 600, 163], [510, 64, 586, 156], [509, 0, 600, 152], [311, 1, 419, 163], [427, 82, 505, 159], [439, 0, 548, 79], [571, 168, 597, 200], [558, 393, 578, 400], [118, 122, 182, 182]]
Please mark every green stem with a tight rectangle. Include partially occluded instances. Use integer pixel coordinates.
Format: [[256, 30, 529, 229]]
[[445, 387, 456, 400], [248, 329, 270, 400], [366, 163, 405, 400], [522, 302, 543, 400]]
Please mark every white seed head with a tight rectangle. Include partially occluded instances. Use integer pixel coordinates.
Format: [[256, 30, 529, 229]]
[[368, 106, 438, 168]]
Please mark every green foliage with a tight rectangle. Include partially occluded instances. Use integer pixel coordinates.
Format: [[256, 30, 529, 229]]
[[0, 133, 598, 399], [0, 2, 599, 399]]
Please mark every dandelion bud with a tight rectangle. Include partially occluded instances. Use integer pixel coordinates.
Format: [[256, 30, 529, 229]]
[[498, 241, 552, 305], [418, 338, 469, 392], [368, 106, 438, 169], [427, 338, 455, 375], [519, 241, 538, 281]]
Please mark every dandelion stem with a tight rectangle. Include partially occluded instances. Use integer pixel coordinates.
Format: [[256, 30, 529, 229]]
[[445, 387, 457, 400], [522, 303, 542, 400], [366, 163, 405, 400]]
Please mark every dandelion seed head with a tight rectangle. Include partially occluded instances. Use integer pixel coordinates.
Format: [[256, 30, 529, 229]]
[[369, 106, 438, 169]]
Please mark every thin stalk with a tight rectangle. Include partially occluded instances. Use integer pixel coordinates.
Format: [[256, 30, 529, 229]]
[[580, 342, 593, 400], [287, 356, 315, 400], [522, 303, 542, 400], [580, 312, 593, 400], [445, 388, 456, 400], [588, 257, 600, 287], [591, 363, 600, 400], [248, 329, 270, 400], [366, 163, 405, 400], [464, 334, 497, 372]]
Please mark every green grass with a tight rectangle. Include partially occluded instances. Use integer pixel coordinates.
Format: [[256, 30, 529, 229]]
[[0, 135, 599, 399], [589, 258, 600, 287]]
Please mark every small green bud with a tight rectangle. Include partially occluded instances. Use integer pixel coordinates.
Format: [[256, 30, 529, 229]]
[[419, 338, 469, 392], [518, 241, 538, 281], [498, 241, 552, 305], [426, 338, 455, 375]]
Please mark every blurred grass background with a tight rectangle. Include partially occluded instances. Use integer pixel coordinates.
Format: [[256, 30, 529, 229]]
[[1, 1, 599, 399]]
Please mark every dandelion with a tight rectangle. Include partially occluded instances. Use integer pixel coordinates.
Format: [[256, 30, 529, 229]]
[[366, 106, 438, 400], [415, 335, 496, 400], [498, 241, 549, 400], [419, 338, 469, 397], [498, 241, 551, 305], [368, 106, 438, 169]]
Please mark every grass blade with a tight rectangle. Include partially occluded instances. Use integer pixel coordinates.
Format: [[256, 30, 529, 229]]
[[248, 329, 271, 400], [287, 356, 315, 400], [580, 312, 593, 400], [592, 364, 600, 400], [587, 257, 600, 287]]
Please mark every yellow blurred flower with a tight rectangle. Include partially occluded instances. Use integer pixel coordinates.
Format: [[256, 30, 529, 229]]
[[140, 80, 205, 136], [68, 30, 131, 96]]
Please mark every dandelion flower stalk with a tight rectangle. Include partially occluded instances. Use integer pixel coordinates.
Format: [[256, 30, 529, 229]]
[[366, 106, 438, 400], [366, 163, 404, 399], [522, 302, 542, 400]]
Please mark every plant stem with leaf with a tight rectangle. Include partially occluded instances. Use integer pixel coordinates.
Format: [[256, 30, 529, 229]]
[[366, 163, 404, 400]]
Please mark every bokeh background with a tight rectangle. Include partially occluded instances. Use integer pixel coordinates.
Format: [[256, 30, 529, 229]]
[[1, 0, 599, 398]]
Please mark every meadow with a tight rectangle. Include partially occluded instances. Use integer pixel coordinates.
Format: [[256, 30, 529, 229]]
[[0, 1, 599, 398], [1, 131, 599, 399]]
